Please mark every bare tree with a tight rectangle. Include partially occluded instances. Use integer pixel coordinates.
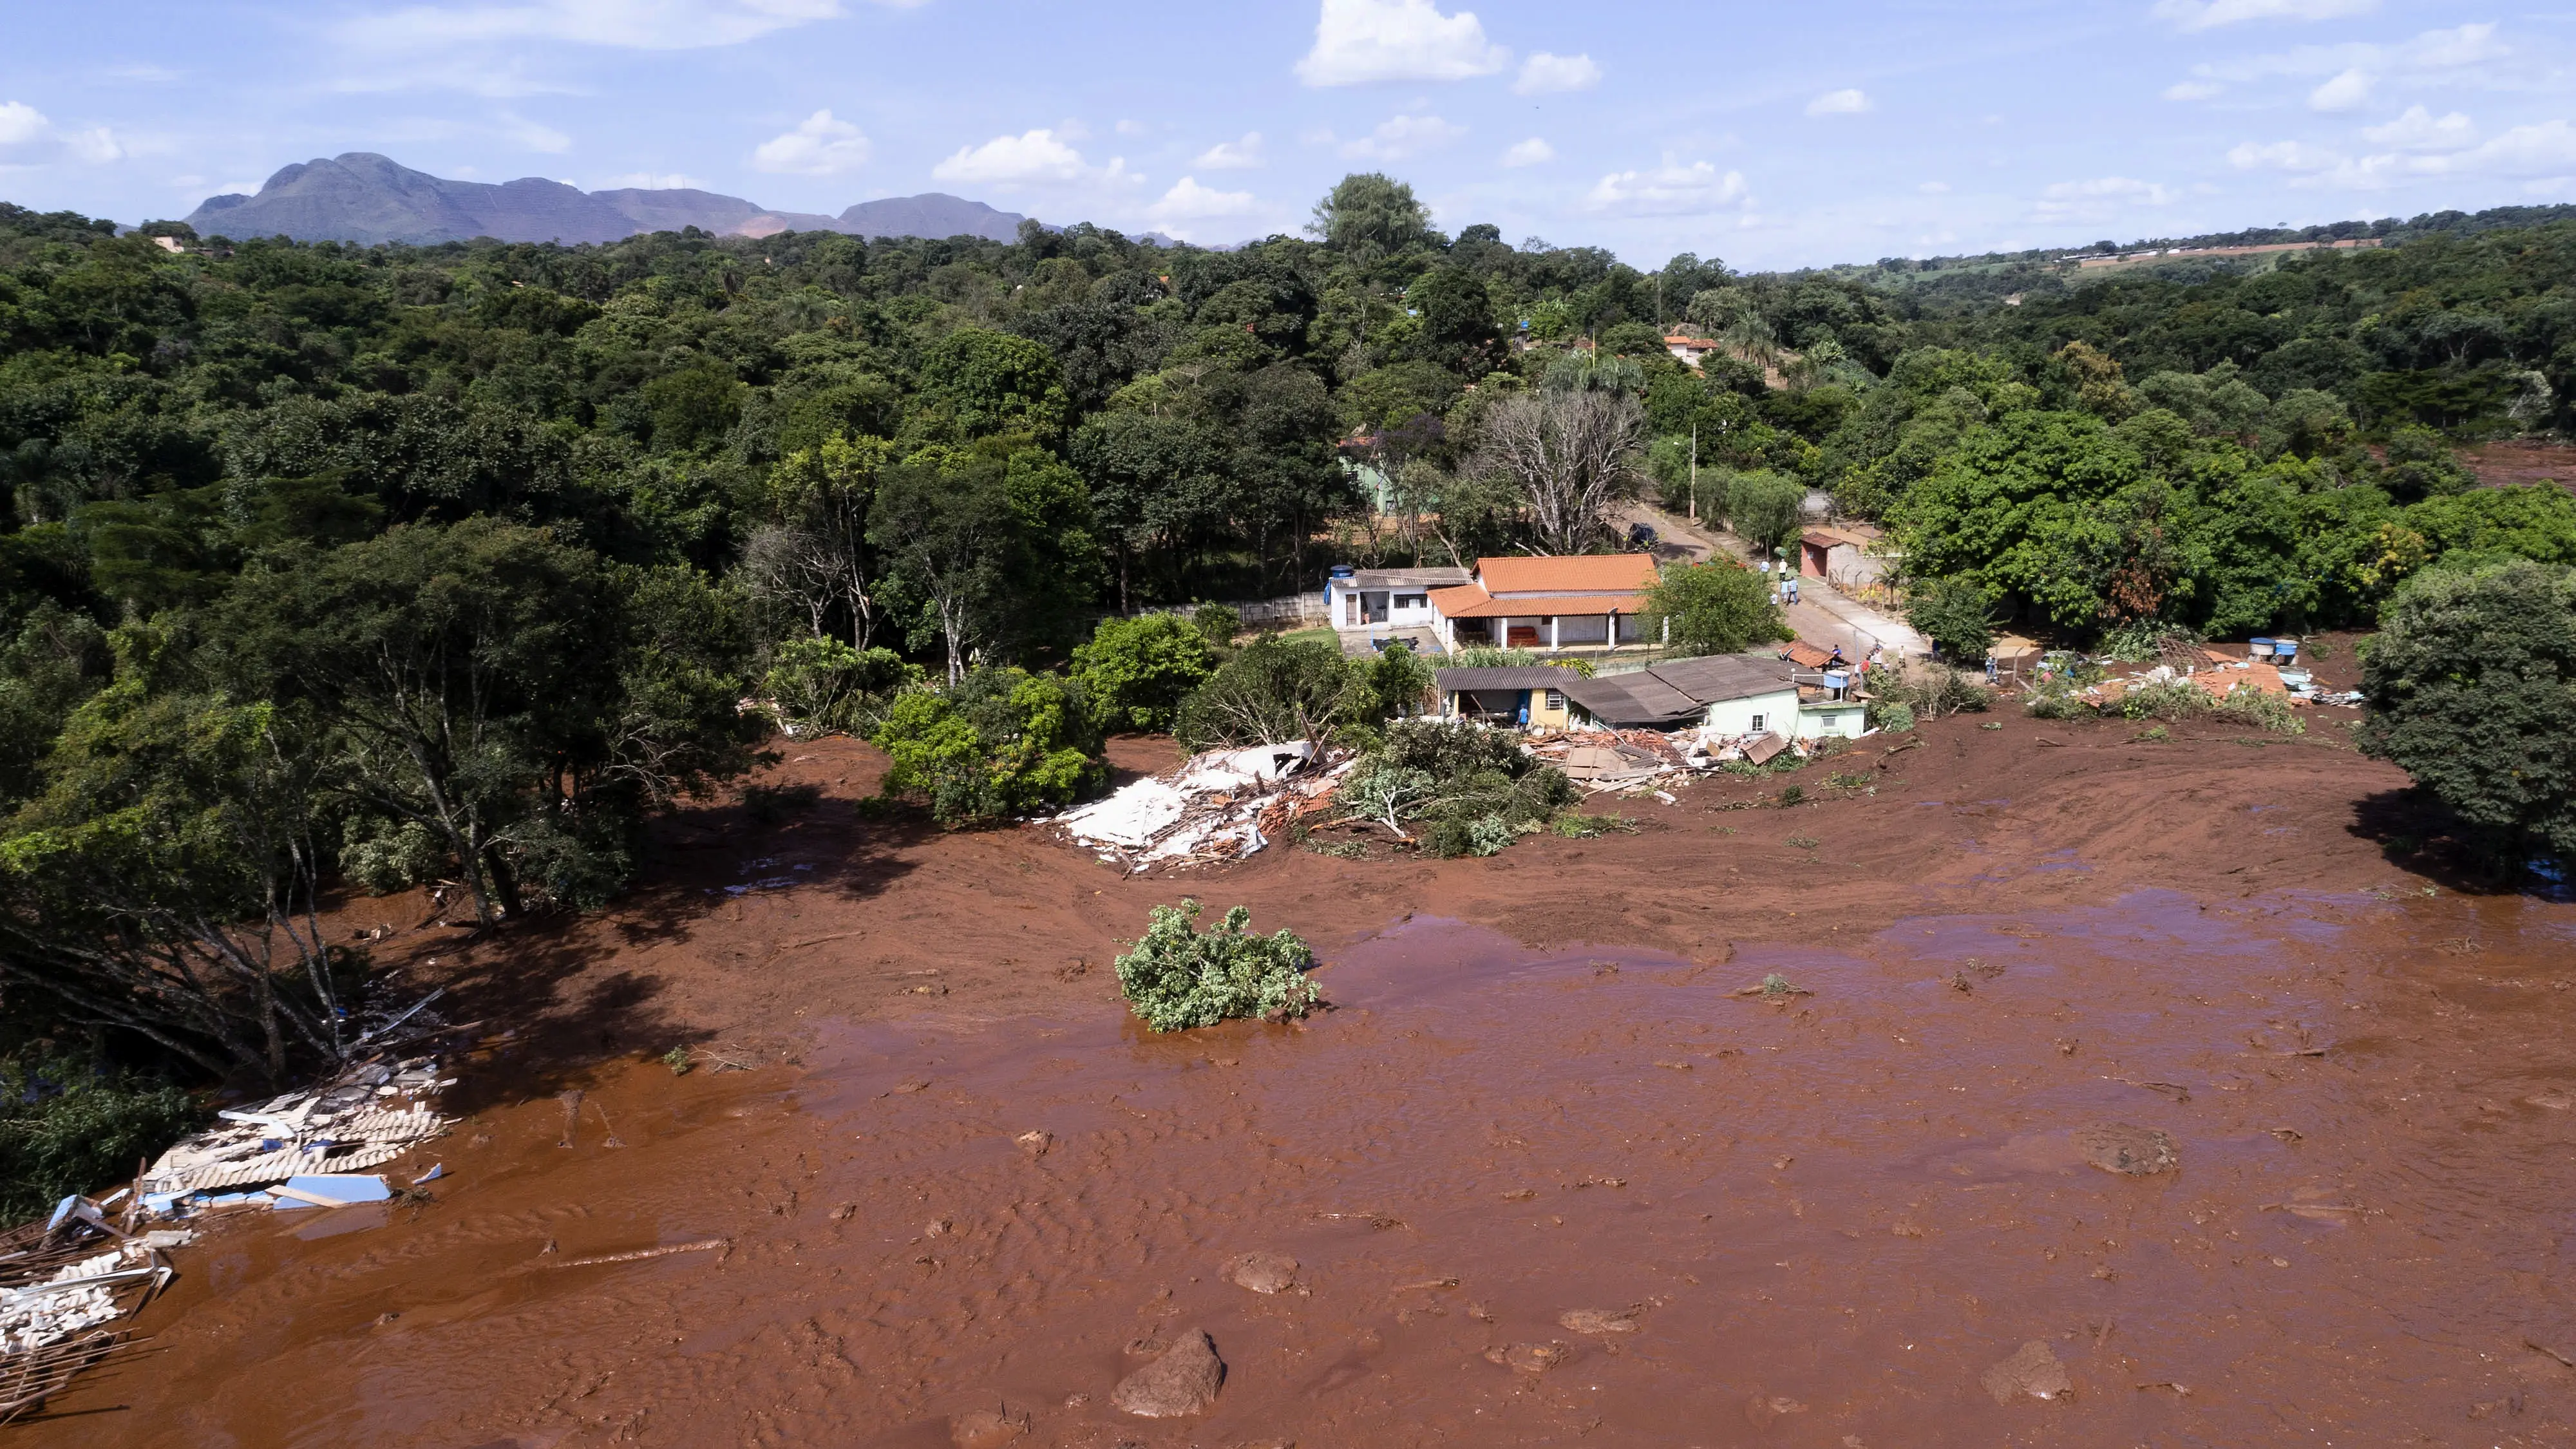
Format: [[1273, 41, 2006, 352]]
[[1471, 390, 1647, 556], [742, 524, 871, 645]]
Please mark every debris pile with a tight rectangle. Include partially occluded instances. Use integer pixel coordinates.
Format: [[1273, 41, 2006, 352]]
[[0, 1196, 176, 1421], [137, 1053, 453, 1218], [1531, 726, 1808, 793], [1057, 743, 1350, 873]]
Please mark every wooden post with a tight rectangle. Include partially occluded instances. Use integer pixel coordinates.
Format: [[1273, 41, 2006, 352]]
[[1549, 616, 1560, 651]]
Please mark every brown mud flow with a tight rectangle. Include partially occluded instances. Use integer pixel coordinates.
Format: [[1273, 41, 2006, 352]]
[[39, 884, 2576, 1446]]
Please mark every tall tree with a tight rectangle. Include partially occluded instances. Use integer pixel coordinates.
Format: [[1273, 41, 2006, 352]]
[[1470, 391, 1647, 555]]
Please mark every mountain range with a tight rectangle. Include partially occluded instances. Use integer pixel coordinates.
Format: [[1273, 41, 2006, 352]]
[[182, 153, 1029, 247]]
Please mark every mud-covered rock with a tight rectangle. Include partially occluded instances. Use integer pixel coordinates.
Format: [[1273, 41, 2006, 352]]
[[1113, 1327, 1224, 1417], [1981, 1340, 2072, 1405], [2076, 1123, 2178, 1176], [1557, 1307, 1641, 1335], [1485, 1341, 1568, 1374], [949, 1406, 1030, 1446], [1226, 1251, 1300, 1294]]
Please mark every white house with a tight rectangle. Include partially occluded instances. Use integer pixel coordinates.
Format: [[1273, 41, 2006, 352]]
[[1428, 554, 1661, 652], [1325, 566, 1470, 632]]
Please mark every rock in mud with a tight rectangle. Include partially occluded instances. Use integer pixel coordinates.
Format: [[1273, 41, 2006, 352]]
[[949, 1406, 1030, 1446], [1226, 1251, 1300, 1294], [1981, 1340, 2073, 1405], [1015, 1130, 1053, 1156], [1485, 1341, 1568, 1374], [1112, 1327, 1224, 1417], [1557, 1307, 1642, 1335], [2076, 1123, 2178, 1176]]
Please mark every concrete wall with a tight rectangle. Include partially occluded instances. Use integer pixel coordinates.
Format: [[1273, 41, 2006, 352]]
[[1701, 687, 1803, 739]]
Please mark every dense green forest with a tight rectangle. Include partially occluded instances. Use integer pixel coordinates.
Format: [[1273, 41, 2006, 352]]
[[0, 173, 2571, 1166]]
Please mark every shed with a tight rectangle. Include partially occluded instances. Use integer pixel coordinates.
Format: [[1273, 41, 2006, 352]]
[[1433, 666, 1582, 730], [1559, 670, 1705, 729]]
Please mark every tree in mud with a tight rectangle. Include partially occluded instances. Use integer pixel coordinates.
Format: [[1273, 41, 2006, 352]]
[[2357, 559, 2576, 860], [1640, 560, 1789, 658], [0, 633, 350, 1081], [1114, 900, 1320, 1032], [870, 667, 1104, 826], [217, 519, 759, 925]]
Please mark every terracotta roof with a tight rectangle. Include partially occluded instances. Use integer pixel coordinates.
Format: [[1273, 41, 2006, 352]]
[[1663, 334, 1720, 348], [1434, 591, 1647, 620], [1475, 554, 1659, 596], [1781, 641, 1836, 669]]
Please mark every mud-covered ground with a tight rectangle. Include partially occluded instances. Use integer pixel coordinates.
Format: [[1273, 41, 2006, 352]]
[[32, 691, 2576, 1447]]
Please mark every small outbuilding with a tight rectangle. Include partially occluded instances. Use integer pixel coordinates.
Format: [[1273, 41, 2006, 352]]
[[1434, 666, 1582, 730], [1326, 565, 1472, 630]]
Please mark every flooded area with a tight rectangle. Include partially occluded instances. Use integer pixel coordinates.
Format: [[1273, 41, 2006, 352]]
[[47, 882, 2576, 1446]]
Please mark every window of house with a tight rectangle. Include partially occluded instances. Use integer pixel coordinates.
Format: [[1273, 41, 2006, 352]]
[[1396, 593, 1427, 609], [1748, 713, 1766, 732], [1544, 689, 1564, 712]]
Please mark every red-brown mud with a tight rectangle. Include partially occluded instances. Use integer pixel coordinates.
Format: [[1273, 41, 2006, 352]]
[[28, 710, 2576, 1446]]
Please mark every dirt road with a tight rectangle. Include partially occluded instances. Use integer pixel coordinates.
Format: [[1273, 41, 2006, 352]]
[[32, 710, 2576, 1446]]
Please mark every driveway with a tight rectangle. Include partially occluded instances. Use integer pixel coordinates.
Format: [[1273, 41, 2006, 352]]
[[1622, 503, 1930, 663]]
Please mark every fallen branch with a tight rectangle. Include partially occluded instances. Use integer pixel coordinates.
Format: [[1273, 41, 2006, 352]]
[[553, 1238, 728, 1269]]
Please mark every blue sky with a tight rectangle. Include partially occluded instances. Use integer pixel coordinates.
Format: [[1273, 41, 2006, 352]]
[[2, 1, 2571, 269]]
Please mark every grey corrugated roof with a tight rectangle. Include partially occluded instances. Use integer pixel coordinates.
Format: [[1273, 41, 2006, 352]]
[[1435, 667, 1586, 691], [1647, 653, 1796, 705], [1348, 567, 1472, 589], [1560, 670, 1703, 726]]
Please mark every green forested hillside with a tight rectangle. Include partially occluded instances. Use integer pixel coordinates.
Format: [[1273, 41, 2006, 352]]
[[1, 176, 2571, 1107]]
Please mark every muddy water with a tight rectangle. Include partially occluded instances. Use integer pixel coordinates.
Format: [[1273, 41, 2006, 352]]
[[51, 888, 2576, 1446]]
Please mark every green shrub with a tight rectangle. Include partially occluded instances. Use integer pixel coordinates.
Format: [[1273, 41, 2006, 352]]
[[1071, 614, 1218, 732], [2213, 685, 2305, 734], [1640, 560, 1790, 658], [0, 1057, 198, 1220], [1358, 643, 1437, 723], [2097, 620, 2204, 665], [2358, 559, 2576, 857], [872, 667, 1104, 824], [1866, 699, 1915, 733], [1552, 813, 1636, 837], [1114, 902, 1320, 1031], [1450, 647, 1594, 677], [1906, 579, 1999, 661], [763, 637, 917, 735], [2023, 679, 2085, 720], [339, 815, 447, 895], [2113, 680, 2210, 721], [1175, 637, 1367, 748], [1191, 603, 1244, 647], [1874, 661, 1990, 719]]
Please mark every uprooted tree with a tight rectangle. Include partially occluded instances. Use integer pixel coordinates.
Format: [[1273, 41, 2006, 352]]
[[1114, 900, 1321, 1032]]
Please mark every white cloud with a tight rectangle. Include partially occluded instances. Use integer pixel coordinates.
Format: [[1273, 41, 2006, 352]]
[[1339, 113, 1466, 161], [1514, 52, 1600, 95], [1146, 176, 1260, 239], [2153, 0, 2374, 31], [2308, 67, 2372, 111], [753, 109, 871, 175], [2226, 140, 2341, 172], [2362, 105, 2475, 151], [2163, 79, 2224, 101], [1502, 137, 1554, 167], [0, 100, 121, 167], [339, 0, 877, 52], [932, 128, 1137, 190], [600, 171, 705, 189], [1115, 118, 1150, 137], [1195, 132, 1265, 169], [1918, 180, 1950, 193], [2189, 23, 2507, 87], [1806, 88, 1870, 116], [1585, 158, 1751, 216], [503, 113, 571, 152], [1294, 0, 1508, 86], [2032, 175, 2176, 220]]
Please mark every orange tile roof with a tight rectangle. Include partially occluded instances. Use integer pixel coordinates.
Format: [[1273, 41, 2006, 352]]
[[1435, 591, 1649, 620], [1475, 554, 1659, 596]]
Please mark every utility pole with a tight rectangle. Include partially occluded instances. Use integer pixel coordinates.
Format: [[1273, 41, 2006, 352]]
[[1689, 423, 1699, 524]]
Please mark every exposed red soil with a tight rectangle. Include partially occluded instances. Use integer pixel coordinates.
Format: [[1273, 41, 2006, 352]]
[[2463, 439, 2576, 493], [27, 704, 2576, 1446]]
